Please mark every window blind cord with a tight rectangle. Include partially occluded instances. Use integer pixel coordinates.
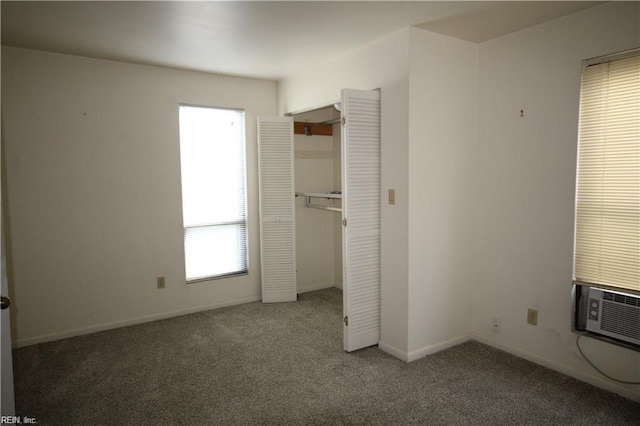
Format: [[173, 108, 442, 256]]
[[576, 335, 640, 385]]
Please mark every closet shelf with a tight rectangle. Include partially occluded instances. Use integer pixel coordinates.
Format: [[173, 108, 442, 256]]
[[295, 192, 342, 213]]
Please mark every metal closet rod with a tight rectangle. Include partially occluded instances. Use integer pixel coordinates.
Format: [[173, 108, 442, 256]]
[[295, 192, 342, 213], [302, 118, 341, 136], [305, 117, 341, 127]]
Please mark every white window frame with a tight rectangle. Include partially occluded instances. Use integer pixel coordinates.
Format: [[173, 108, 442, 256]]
[[572, 49, 639, 351], [178, 104, 248, 282], [573, 48, 639, 295]]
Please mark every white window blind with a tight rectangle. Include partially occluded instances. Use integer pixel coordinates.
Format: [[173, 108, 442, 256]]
[[179, 105, 247, 281], [574, 50, 640, 294]]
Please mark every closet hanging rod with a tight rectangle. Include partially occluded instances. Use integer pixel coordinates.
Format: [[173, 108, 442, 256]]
[[307, 117, 341, 127], [301, 118, 340, 136], [296, 192, 342, 213], [307, 205, 342, 213], [295, 192, 342, 199]]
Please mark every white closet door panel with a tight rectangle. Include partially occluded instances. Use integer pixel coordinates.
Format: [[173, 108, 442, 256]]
[[342, 89, 381, 351], [261, 221, 296, 302], [258, 117, 297, 303]]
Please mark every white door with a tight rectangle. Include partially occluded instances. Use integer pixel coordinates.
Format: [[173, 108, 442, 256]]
[[341, 89, 381, 352], [257, 117, 297, 303], [1, 204, 15, 416]]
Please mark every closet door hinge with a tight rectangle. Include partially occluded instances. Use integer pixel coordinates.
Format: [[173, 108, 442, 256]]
[[342, 218, 347, 227], [343, 316, 349, 326], [341, 116, 346, 126]]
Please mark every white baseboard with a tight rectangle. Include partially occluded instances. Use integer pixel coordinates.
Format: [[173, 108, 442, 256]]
[[297, 282, 335, 294], [15, 294, 262, 348], [407, 333, 473, 362], [378, 340, 410, 361], [472, 333, 640, 403], [379, 333, 473, 362], [381, 332, 639, 401]]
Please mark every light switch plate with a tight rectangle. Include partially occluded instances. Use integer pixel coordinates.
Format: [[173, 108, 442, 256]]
[[388, 189, 395, 205]]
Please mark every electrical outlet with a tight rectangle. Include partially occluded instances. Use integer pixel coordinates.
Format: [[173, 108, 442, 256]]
[[388, 189, 396, 205], [527, 308, 538, 326], [156, 276, 165, 289], [491, 317, 501, 333]]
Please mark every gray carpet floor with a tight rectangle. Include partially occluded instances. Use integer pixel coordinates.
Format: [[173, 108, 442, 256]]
[[13, 288, 640, 425]]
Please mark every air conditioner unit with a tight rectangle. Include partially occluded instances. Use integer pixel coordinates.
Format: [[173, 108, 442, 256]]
[[576, 287, 640, 348]]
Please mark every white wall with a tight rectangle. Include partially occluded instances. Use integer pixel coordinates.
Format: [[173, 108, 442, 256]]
[[278, 29, 411, 354], [294, 133, 336, 293], [473, 2, 640, 401], [2, 47, 276, 346], [406, 28, 477, 357]]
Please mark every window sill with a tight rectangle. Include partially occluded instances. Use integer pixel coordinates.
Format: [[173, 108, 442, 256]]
[[186, 270, 248, 284]]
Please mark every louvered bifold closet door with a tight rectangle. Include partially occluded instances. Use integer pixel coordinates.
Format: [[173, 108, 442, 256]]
[[258, 117, 297, 303], [342, 89, 381, 351]]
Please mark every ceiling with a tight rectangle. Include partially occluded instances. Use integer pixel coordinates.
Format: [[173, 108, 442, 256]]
[[1, 1, 603, 81]]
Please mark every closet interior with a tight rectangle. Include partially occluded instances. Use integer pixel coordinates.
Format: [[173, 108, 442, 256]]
[[292, 104, 343, 293]]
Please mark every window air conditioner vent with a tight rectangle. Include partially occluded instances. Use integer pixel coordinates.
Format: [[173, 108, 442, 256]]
[[602, 291, 640, 308], [601, 300, 640, 340], [577, 288, 640, 349]]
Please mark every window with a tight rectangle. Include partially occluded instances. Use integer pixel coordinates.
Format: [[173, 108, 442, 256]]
[[178, 105, 247, 281], [573, 49, 639, 294]]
